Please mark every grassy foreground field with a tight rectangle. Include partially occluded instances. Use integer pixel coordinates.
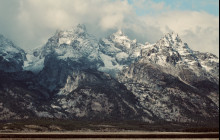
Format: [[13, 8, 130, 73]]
[[0, 119, 219, 132], [0, 119, 219, 140]]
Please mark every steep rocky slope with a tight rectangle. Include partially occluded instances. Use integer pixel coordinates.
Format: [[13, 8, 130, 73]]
[[20, 25, 148, 121], [0, 25, 219, 126], [118, 32, 219, 123]]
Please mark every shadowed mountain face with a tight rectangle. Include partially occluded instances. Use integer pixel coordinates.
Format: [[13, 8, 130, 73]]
[[0, 25, 219, 126]]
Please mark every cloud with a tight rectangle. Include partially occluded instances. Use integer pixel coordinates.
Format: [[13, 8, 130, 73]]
[[0, 0, 136, 48], [0, 0, 219, 56], [142, 11, 219, 55], [130, 0, 166, 11]]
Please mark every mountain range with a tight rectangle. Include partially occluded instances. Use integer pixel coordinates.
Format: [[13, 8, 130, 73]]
[[0, 24, 219, 131]]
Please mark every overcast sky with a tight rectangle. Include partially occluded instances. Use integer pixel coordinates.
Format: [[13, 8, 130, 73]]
[[0, 0, 219, 56]]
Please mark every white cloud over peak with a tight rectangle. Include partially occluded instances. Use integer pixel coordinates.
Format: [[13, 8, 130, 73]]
[[142, 11, 219, 55], [0, 0, 219, 56], [130, 0, 166, 12]]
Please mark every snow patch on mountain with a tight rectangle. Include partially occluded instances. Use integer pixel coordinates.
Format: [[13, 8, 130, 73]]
[[98, 53, 124, 77], [98, 30, 145, 77], [23, 49, 45, 73]]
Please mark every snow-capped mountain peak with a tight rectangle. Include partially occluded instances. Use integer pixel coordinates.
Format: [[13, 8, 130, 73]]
[[114, 29, 124, 36], [23, 24, 102, 73], [154, 32, 195, 57], [76, 24, 87, 31], [54, 24, 88, 46], [98, 30, 145, 77], [109, 29, 137, 50], [0, 34, 24, 54], [140, 32, 201, 71], [156, 32, 183, 48], [0, 34, 26, 72], [165, 32, 182, 43]]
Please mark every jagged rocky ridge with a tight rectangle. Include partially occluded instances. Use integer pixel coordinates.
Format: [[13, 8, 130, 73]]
[[0, 25, 219, 125]]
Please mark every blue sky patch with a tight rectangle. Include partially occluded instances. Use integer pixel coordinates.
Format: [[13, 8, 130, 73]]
[[128, 0, 219, 16]]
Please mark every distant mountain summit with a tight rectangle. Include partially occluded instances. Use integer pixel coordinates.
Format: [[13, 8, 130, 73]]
[[0, 25, 219, 127]]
